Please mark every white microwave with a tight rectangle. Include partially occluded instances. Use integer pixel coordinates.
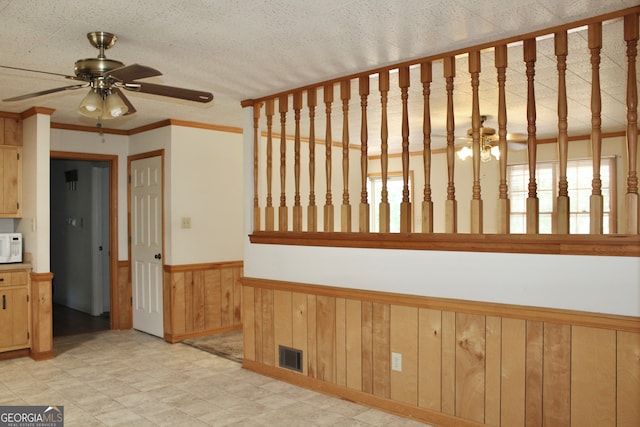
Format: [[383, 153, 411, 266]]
[[0, 233, 22, 263]]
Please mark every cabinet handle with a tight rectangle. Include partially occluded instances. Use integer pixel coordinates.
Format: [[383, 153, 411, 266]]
[[2, 295, 5, 310]]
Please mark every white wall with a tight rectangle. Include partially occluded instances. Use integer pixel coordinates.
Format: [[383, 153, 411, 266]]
[[242, 107, 640, 318], [17, 113, 50, 273], [51, 124, 244, 266], [168, 126, 243, 264]]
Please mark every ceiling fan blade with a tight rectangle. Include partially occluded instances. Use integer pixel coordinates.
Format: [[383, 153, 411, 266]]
[[0, 64, 78, 80], [111, 87, 136, 115], [3, 84, 87, 102], [104, 64, 162, 83], [130, 81, 213, 103], [508, 141, 528, 150]]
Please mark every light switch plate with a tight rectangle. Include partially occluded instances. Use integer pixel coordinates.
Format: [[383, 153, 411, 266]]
[[391, 352, 402, 372]]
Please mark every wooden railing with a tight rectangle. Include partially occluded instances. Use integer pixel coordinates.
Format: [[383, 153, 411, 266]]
[[244, 8, 640, 255]]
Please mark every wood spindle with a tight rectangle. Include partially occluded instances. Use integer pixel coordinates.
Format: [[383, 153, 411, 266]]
[[421, 61, 434, 233], [307, 87, 318, 232], [444, 57, 457, 233], [524, 38, 539, 234], [379, 70, 391, 232], [324, 83, 335, 232], [359, 76, 370, 232], [265, 99, 275, 231], [624, 13, 639, 234], [341, 80, 352, 232], [495, 45, 510, 234], [555, 30, 570, 234], [589, 23, 604, 234], [293, 91, 303, 232], [279, 95, 289, 231], [469, 51, 483, 234], [399, 66, 412, 233], [253, 102, 262, 232]]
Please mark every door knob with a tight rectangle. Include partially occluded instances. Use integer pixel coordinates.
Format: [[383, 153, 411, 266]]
[[154, 253, 162, 260]]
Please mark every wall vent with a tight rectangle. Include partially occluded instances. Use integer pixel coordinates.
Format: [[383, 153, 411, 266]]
[[279, 345, 303, 372]]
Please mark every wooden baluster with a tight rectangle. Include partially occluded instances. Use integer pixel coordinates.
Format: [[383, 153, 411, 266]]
[[444, 57, 457, 233], [555, 31, 570, 234], [589, 23, 604, 234], [524, 39, 539, 234], [469, 51, 483, 234], [293, 91, 303, 232], [341, 80, 352, 232], [253, 102, 262, 232], [265, 99, 275, 231], [625, 13, 639, 234], [359, 76, 370, 232], [496, 45, 510, 234], [324, 83, 334, 231], [308, 88, 318, 232], [279, 95, 288, 231], [399, 66, 412, 233], [379, 71, 391, 232], [421, 61, 434, 233]]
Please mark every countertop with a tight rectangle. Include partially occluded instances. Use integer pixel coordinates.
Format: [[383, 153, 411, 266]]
[[0, 263, 31, 271]]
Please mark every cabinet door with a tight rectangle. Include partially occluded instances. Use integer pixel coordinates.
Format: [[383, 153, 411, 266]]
[[11, 288, 28, 347], [0, 288, 29, 349], [0, 289, 13, 348], [3, 118, 23, 146], [0, 147, 22, 217]]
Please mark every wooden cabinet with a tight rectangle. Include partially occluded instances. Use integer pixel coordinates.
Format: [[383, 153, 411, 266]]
[[1, 118, 23, 146], [0, 147, 22, 217], [0, 270, 30, 352], [0, 117, 22, 218]]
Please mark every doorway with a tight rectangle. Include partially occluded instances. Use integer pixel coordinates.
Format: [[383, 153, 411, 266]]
[[50, 152, 119, 336]]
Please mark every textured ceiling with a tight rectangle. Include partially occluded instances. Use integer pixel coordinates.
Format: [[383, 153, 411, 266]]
[[0, 0, 638, 147]]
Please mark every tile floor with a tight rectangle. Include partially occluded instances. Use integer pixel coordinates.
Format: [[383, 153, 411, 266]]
[[0, 330, 431, 426]]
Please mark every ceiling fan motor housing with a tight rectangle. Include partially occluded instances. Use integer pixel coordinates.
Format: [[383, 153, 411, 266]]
[[74, 57, 125, 80]]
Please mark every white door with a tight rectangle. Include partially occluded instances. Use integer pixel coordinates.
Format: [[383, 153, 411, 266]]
[[131, 155, 164, 337]]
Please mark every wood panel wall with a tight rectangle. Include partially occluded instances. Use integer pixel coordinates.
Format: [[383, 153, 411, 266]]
[[163, 261, 243, 343], [30, 272, 53, 361], [241, 277, 640, 427], [116, 261, 132, 329]]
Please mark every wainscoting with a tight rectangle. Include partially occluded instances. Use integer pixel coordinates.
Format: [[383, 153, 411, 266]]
[[163, 261, 243, 343], [116, 260, 132, 329], [241, 277, 640, 427]]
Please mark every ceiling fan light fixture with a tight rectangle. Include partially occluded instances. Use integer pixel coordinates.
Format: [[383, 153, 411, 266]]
[[104, 90, 128, 118], [78, 88, 103, 118], [490, 145, 501, 160], [457, 146, 473, 161]]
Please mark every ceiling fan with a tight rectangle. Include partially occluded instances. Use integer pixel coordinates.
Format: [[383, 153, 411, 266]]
[[456, 115, 526, 162], [1, 31, 213, 120]]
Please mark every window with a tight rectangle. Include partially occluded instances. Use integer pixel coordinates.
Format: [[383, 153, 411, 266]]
[[508, 158, 614, 234], [368, 173, 412, 232]]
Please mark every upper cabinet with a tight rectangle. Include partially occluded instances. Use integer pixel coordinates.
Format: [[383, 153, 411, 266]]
[[1, 118, 22, 147], [0, 118, 22, 218]]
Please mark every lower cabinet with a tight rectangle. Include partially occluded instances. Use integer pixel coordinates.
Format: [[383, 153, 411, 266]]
[[0, 270, 30, 352]]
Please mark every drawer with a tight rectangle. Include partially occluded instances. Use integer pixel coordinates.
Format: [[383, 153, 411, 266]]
[[0, 272, 10, 286], [0, 271, 27, 286]]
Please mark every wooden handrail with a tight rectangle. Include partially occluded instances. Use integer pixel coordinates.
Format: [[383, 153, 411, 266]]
[[249, 232, 640, 257]]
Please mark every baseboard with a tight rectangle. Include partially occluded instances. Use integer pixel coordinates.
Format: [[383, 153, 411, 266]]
[[0, 348, 30, 361], [29, 350, 55, 361], [164, 324, 242, 343], [242, 359, 485, 427]]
